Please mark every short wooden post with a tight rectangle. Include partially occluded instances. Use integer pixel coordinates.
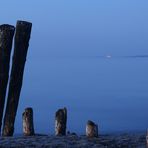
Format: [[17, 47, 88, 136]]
[[86, 120, 98, 138], [2, 21, 32, 136], [0, 24, 15, 133], [55, 107, 67, 136], [22, 108, 35, 136]]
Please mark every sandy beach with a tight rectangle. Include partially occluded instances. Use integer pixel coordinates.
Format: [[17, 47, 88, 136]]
[[0, 132, 146, 148]]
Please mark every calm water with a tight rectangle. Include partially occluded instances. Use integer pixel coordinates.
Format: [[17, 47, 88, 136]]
[[14, 56, 148, 134]]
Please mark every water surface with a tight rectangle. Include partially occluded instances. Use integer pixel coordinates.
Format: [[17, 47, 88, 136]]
[[15, 56, 148, 134]]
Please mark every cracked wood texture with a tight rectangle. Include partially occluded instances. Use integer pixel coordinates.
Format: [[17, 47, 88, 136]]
[[0, 25, 15, 134], [22, 108, 35, 136], [86, 120, 98, 138], [55, 107, 67, 136], [2, 21, 32, 136]]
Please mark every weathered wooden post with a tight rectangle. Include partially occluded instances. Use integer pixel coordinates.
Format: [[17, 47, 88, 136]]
[[0, 25, 15, 133], [86, 120, 98, 138], [55, 107, 67, 136], [2, 21, 32, 136], [22, 108, 34, 136], [146, 129, 148, 148]]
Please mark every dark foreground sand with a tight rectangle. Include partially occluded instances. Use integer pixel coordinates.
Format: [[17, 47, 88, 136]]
[[0, 133, 146, 148]]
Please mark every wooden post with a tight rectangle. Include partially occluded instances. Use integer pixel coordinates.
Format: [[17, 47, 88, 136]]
[[0, 24, 15, 134], [146, 129, 148, 148], [2, 21, 32, 136], [86, 120, 98, 138], [22, 108, 34, 136], [55, 107, 67, 136]]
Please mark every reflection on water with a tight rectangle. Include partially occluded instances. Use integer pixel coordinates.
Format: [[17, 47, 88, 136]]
[[14, 56, 148, 134]]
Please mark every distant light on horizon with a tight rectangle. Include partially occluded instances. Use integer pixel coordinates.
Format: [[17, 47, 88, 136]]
[[106, 55, 112, 58]]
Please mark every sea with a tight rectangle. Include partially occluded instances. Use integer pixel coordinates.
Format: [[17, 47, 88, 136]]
[[13, 55, 148, 135]]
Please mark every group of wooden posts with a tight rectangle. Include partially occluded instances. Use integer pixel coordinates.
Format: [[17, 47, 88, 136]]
[[23, 107, 98, 138], [0, 20, 32, 136], [0, 20, 98, 138]]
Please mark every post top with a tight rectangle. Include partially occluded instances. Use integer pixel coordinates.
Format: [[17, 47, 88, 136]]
[[0, 24, 15, 31], [17, 20, 32, 26], [25, 107, 33, 112], [87, 120, 96, 126]]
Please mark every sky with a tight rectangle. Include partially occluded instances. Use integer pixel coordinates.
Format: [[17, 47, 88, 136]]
[[0, 0, 148, 58], [0, 1, 148, 134]]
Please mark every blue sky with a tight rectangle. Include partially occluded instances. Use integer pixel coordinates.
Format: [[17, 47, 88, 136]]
[[0, 0, 148, 58]]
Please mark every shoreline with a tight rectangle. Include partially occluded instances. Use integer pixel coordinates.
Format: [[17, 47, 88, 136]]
[[0, 132, 146, 148], [12, 130, 146, 137]]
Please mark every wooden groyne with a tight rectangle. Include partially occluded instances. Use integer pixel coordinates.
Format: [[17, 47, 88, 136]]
[[0, 25, 15, 133]]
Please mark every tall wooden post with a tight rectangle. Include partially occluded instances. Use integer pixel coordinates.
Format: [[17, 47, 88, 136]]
[[55, 107, 67, 136], [2, 21, 32, 136], [22, 108, 35, 136], [86, 120, 98, 138], [146, 129, 148, 148], [0, 25, 15, 134]]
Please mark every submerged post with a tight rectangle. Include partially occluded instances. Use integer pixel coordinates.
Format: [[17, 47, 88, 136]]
[[55, 107, 67, 136], [86, 120, 98, 138], [2, 21, 32, 136], [22, 108, 34, 136], [0, 25, 15, 134]]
